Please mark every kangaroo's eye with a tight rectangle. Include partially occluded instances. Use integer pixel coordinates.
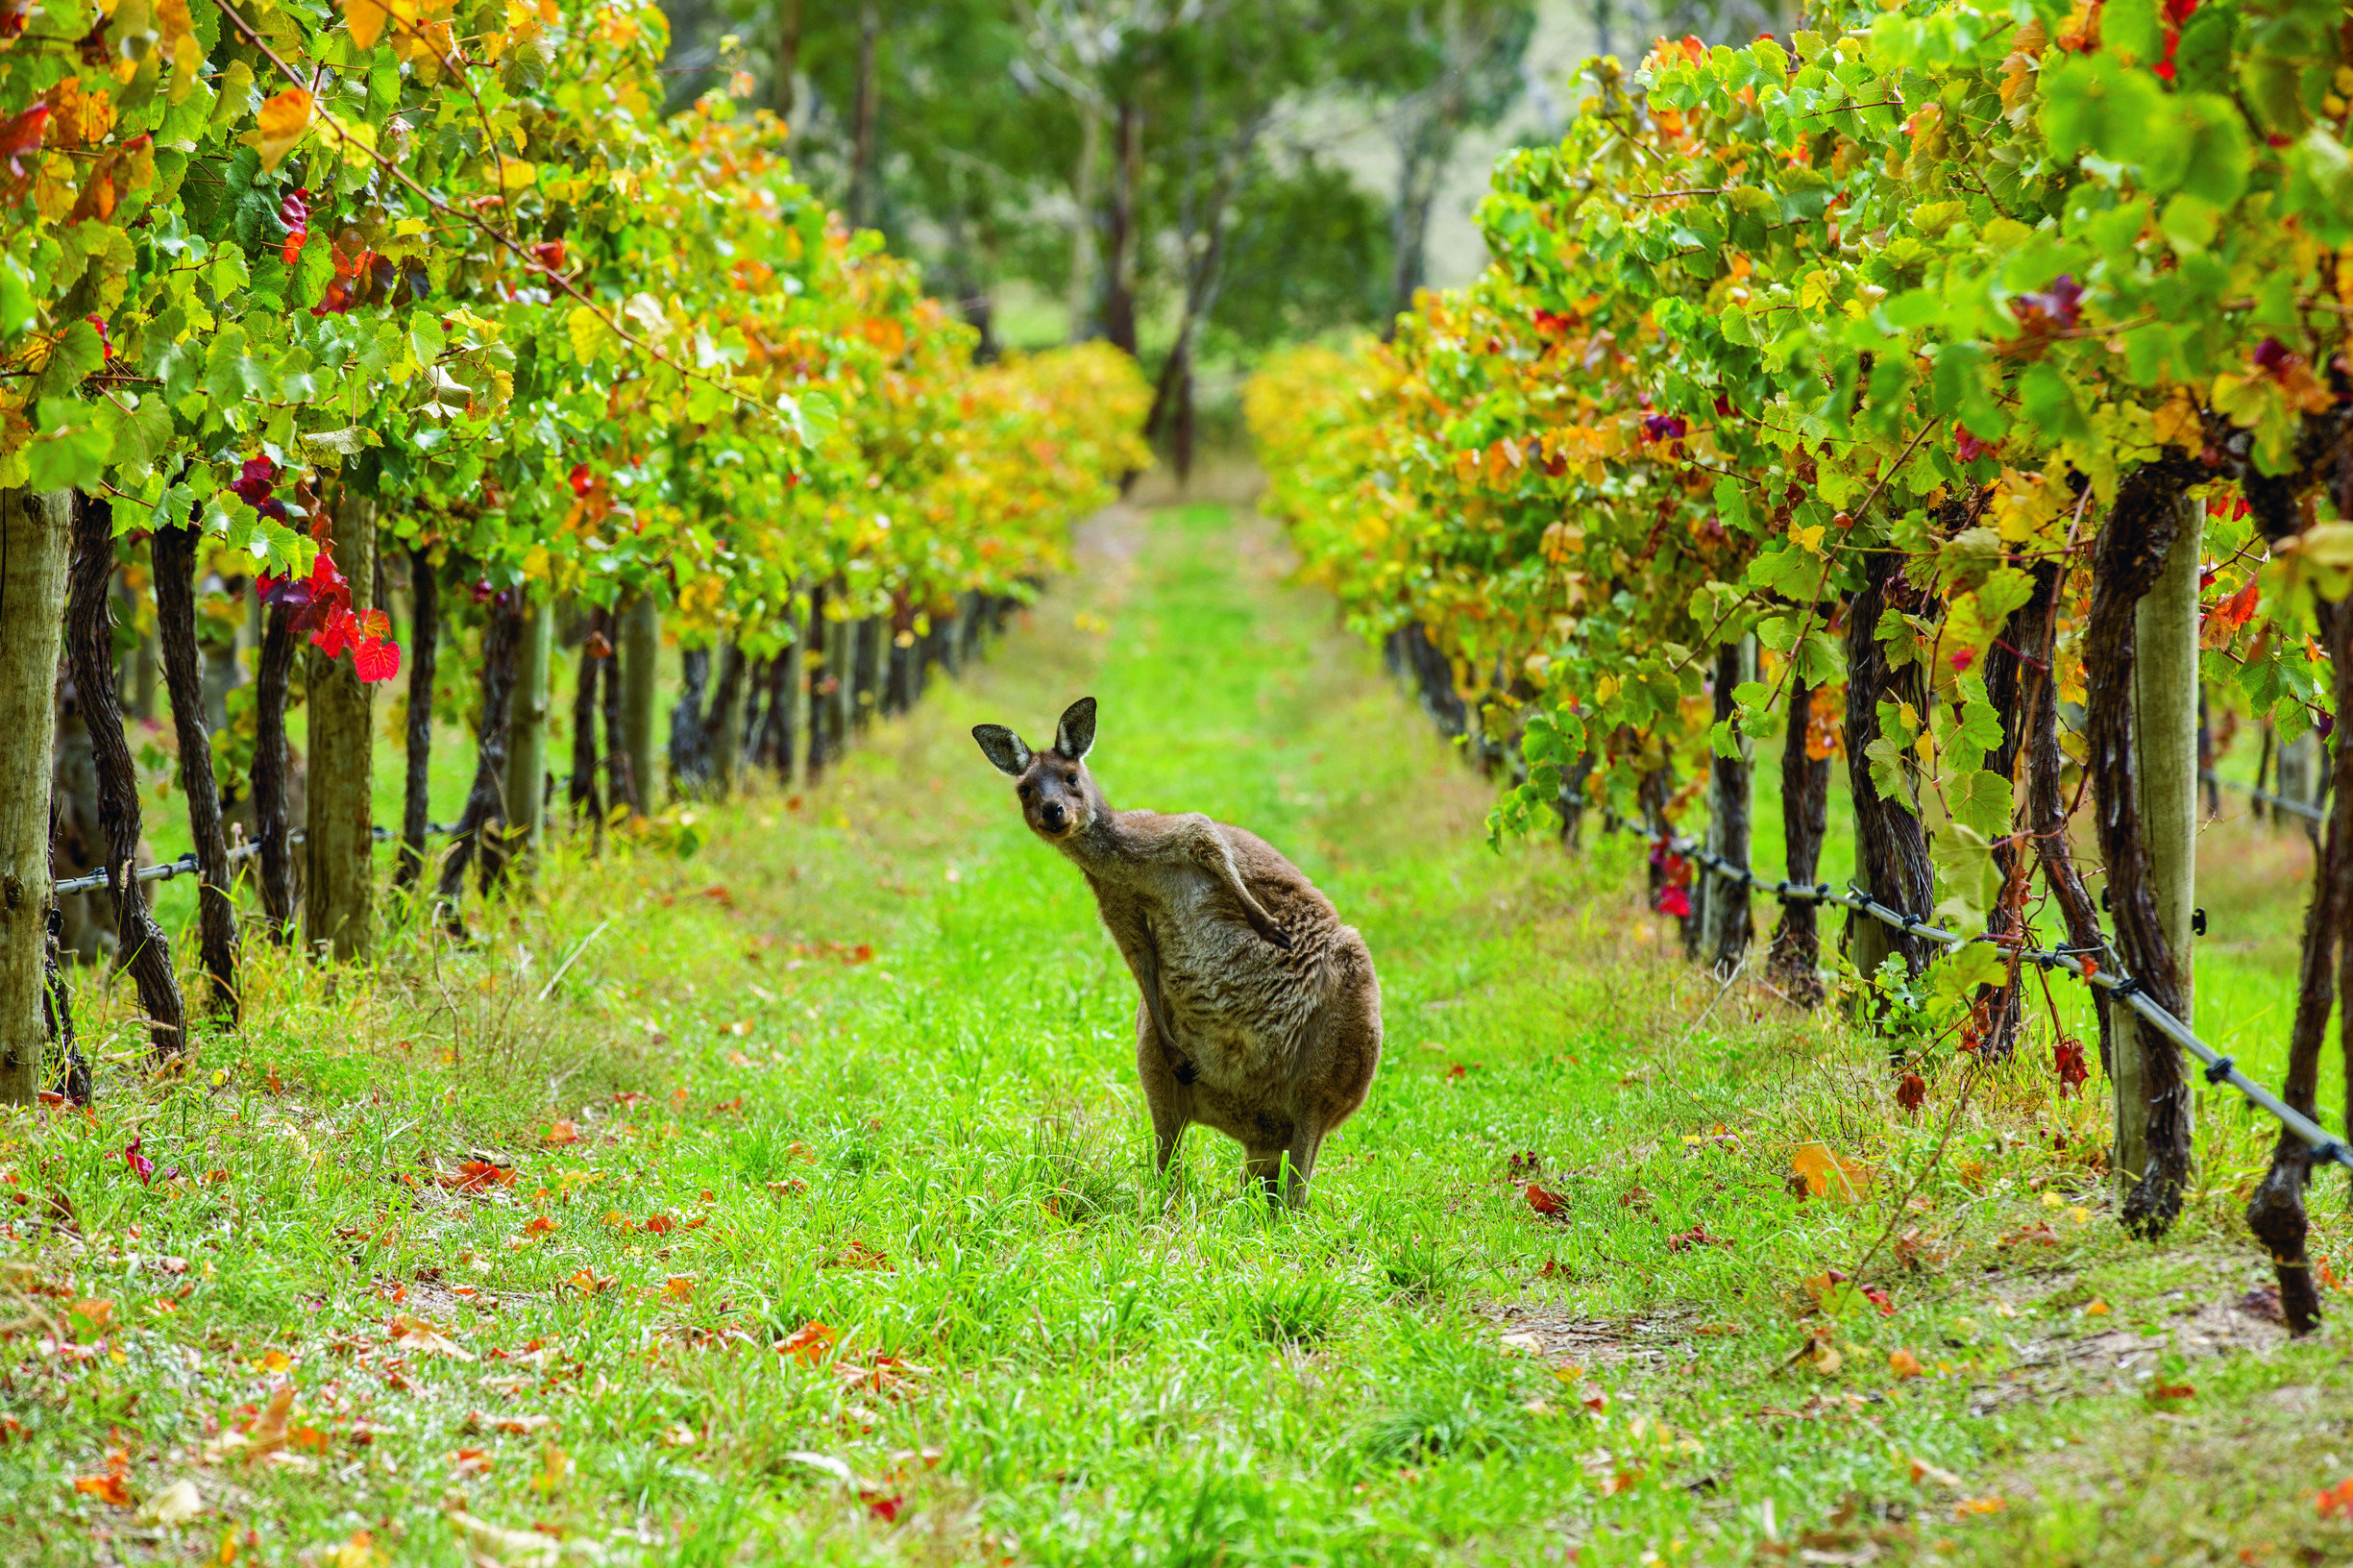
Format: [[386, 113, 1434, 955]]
[[1017, 784, 1034, 800], [1064, 773, 1079, 786]]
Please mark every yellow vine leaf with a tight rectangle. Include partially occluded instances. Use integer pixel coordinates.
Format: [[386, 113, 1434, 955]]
[[344, 0, 389, 50], [256, 88, 313, 172]]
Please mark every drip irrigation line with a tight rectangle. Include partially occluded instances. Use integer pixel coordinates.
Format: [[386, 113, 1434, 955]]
[[1638, 820, 2353, 1174], [2200, 768, 2326, 824], [53, 823, 461, 898]]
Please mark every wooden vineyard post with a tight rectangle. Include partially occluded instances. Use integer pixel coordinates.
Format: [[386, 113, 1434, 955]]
[[781, 608, 809, 788], [1700, 636, 1754, 974], [504, 591, 552, 864], [620, 593, 660, 814], [708, 643, 748, 798], [305, 490, 378, 962], [2085, 463, 2201, 1237], [2115, 497, 2202, 1192], [0, 490, 71, 1103], [1767, 676, 1830, 1006]]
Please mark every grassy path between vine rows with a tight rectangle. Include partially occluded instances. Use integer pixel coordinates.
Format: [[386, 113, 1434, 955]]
[[9, 502, 2353, 1568]]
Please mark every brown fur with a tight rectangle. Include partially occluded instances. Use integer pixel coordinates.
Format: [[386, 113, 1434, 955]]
[[973, 698, 1382, 1206]]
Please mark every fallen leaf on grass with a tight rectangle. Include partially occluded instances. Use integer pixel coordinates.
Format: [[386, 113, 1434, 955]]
[[204, 1384, 298, 1463], [1896, 1071, 1927, 1112], [1664, 1223, 1731, 1253], [645, 1213, 676, 1236], [522, 1217, 554, 1237], [861, 1489, 905, 1523], [660, 1423, 699, 1448], [563, 1269, 615, 1295], [778, 1321, 837, 1364], [768, 1179, 809, 1197], [1524, 1185, 1568, 1217], [71, 1449, 132, 1506], [491, 1414, 555, 1435], [2146, 1380, 2194, 1407], [1695, 1322, 1742, 1336], [1888, 1349, 1924, 1380], [1790, 1142, 1871, 1201], [449, 1447, 493, 1475], [709, 1096, 745, 1114], [447, 1509, 592, 1567], [137, 1477, 203, 1524], [2318, 1478, 2353, 1519], [1952, 1495, 2006, 1517], [390, 1314, 475, 1360], [663, 1276, 695, 1301], [786, 1450, 855, 1482], [446, 1160, 516, 1192], [544, 1120, 581, 1146], [1499, 1331, 1546, 1354], [1909, 1456, 1961, 1487], [824, 1240, 891, 1270]]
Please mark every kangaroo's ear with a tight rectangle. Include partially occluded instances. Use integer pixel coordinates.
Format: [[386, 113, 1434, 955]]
[[971, 724, 1032, 777], [1055, 697, 1097, 760]]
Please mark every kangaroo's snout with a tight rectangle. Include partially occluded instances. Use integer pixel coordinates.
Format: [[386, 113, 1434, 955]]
[[1040, 798, 1069, 833]]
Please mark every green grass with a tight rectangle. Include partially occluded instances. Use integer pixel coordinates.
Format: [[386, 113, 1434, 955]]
[[9, 502, 2353, 1567]]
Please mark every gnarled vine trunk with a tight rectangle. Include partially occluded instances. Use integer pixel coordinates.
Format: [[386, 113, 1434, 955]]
[[1767, 676, 1830, 1007], [66, 494, 184, 1058], [151, 522, 238, 1023], [438, 598, 525, 908], [1844, 547, 1934, 996], [570, 606, 606, 830], [253, 603, 298, 940], [398, 544, 438, 890]]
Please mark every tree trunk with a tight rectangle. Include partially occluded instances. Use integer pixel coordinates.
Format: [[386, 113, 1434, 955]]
[[2255, 722, 2274, 823], [709, 642, 748, 798], [1844, 548, 1935, 996], [504, 592, 551, 866], [398, 545, 438, 889], [0, 490, 70, 1104], [847, 0, 881, 230], [1103, 98, 1141, 356], [304, 491, 378, 962], [771, 0, 800, 120], [670, 645, 710, 798], [1768, 677, 1830, 1006], [621, 593, 659, 815], [1065, 102, 1104, 339], [253, 604, 297, 938], [2246, 590, 2353, 1333], [1700, 639, 1755, 973], [66, 495, 184, 1057], [570, 606, 606, 828], [151, 523, 238, 1024], [2084, 462, 2201, 1238], [438, 599, 524, 906]]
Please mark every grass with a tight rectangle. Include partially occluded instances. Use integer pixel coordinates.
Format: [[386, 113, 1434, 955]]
[[8, 501, 2353, 1568]]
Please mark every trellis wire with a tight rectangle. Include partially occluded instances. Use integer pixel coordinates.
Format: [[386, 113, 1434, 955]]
[[1642, 820, 2353, 1173], [2200, 767, 2326, 825], [53, 823, 459, 898]]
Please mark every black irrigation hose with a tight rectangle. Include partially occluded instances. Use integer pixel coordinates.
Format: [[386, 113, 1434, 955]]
[[1636, 820, 2353, 1174], [52, 823, 460, 898]]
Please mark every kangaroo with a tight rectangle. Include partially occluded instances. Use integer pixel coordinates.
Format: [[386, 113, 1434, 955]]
[[971, 698, 1382, 1207]]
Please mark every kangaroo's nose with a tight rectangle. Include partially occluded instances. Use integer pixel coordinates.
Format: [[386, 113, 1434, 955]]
[[1041, 800, 1067, 832]]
